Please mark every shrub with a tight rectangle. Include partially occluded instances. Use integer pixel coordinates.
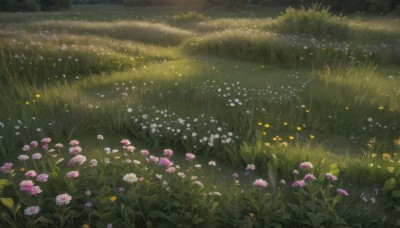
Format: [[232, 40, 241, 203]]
[[40, 0, 72, 11], [18, 0, 41, 12], [0, 0, 17, 11], [272, 4, 349, 40]]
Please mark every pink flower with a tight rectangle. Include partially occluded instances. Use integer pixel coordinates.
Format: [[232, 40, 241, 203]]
[[37, 174, 49, 182], [185, 153, 196, 161], [163, 149, 173, 156], [0, 163, 13, 173], [159, 158, 173, 167], [166, 167, 176, 173], [68, 155, 87, 166], [18, 155, 29, 161], [252, 179, 268, 188], [120, 139, 131, 146], [140, 149, 149, 156], [28, 186, 42, 195], [42, 144, 49, 151], [30, 141, 38, 148], [292, 180, 306, 188], [55, 193, 72, 206], [148, 155, 159, 163], [66, 171, 79, 178], [25, 170, 37, 177], [41, 137, 51, 144], [32, 153, 42, 160], [303, 174, 316, 181], [69, 146, 82, 155], [55, 143, 64, 149], [232, 173, 239, 179], [246, 164, 256, 171], [300, 162, 313, 170], [292, 170, 299, 175], [126, 146, 135, 153], [337, 188, 349, 196], [69, 140, 79, 146], [326, 173, 338, 181], [24, 206, 40, 216], [22, 145, 30, 151], [19, 180, 34, 191]]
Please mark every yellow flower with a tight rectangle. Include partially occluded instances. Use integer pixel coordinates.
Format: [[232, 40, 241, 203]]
[[382, 153, 391, 160], [378, 106, 384, 110], [387, 167, 394, 173], [272, 137, 277, 141], [306, 109, 310, 113], [20, 168, 25, 172], [262, 132, 267, 136], [264, 142, 271, 147], [35, 93, 41, 98], [264, 124, 270, 128], [371, 153, 377, 158], [82, 225, 89, 228], [110, 196, 117, 202], [394, 137, 400, 146], [296, 127, 301, 131], [258, 122, 262, 126], [345, 107, 349, 110], [310, 134, 315, 139], [369, 163, 374, 167], [289, 136, 294, 140], [281, 142, 288, 147], [25, 101, 29, 105], [283, 122, 288, 126]]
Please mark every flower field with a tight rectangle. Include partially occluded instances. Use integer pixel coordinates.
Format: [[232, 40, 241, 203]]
[[0, 4, 400, 227]]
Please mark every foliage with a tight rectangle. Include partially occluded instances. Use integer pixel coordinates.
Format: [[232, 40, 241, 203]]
[[171, 11, 205, 23]]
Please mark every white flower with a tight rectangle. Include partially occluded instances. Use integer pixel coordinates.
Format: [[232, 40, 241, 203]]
[[208, 161, 216, 166], [24, 206, 40, 216], [123, 173, 138, 183]]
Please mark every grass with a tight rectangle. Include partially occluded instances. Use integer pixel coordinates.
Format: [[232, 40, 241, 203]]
[[0, 4, 400, 227]]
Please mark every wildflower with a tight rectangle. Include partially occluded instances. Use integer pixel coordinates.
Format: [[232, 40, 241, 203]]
[[32, 153, 42, 160], [85, 202, 93, 208], [208, 161, 216, 166], [326, 173, 338, 181], [69, 146, 82, 155], [107, 223, 113, 228], [109, 196, 117, 202], [69, 140, 80, 146], [90, 159, 98, 167], [24, 206, 40, 216], [164, 149, 173, 156], [382, 153, 391, 160], [300, 162, 313, 170], [310, 135, 315, 139], [394, 137, 400, 146], [66, 171, 79, 178], [159, 158, 173, 167], [149, 155, 159, 163], [22, 145, 30, 151], [185, 153, 195, 161], [55, 143, 63, 149], [387, 167, 394, 174], [378, 106, 384, 110], [195, 164, 202, 168], [140, 149, 149, 156], [246, 164, 256, 171], [292, 180, 306, 188], [166, 167, 176, 173], [120, 139, 131, 146], [19, 180, 34, 192], [296, 127, 301, 131], [68, 155, 87, 166], [126, 146, 135, 153], [303, 174, 316, 181], [31, 141, 38, 148], [337, 188, 349, 196], [178, 172, 186, 178], [28, 186, 42, 195], [56, 193, 72, 206], [371, 153, 377, 158], [292, 170, 299, 175], [85, 190, 91, 196], [209, 192, 221, 196], [97, 135, 104, 140], [289, 136, 294, 140], [41, 138, 51, 144], [18, 155, 29, 161], [283, 122, 288, 126], [104, 147, 111, 154], [0, 163, 13, 173], [232, 173, 239, 179], [123, 173, 138, 183], [25, 170, 37, 177], [133, 160, 140, 165], [253, 179, 268, 188], [193, 180, 203, 188], [37, 174, 49, 182]]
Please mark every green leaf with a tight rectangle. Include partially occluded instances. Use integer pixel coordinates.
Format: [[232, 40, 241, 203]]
[[382, 178, 396, 194], [0, 198, 14, 209], [392, 190, 400, 198], [0, 179, 11, 195]]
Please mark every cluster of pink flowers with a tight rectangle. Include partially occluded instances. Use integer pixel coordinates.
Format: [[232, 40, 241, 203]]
[[0, 163, 13, 173], [19, 180, 42, 195], [68, 155, 87, 166], [69, 146, 82, 155], [164, 149, 173, 156], [292, 180, 306, 188], [326, 173, 338, 181], [120, 139, 131, 146], [185, 153, 195, 161], [253, 179, 268, 188], [159, 158, 173, 167], [66, 171, 79, 178]]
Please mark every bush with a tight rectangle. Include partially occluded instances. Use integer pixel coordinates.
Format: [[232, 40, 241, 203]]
[[0, 0, 17, 11], [272, 4, 349, 40], [40, 0, 72, 11], [18, 0, 41, 12]]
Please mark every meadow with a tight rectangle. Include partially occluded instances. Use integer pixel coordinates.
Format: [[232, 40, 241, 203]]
[[0, 4, 400, 227]]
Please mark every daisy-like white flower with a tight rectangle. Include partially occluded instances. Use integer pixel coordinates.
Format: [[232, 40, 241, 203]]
[[123, 173, 138, 183], [24, 206, 40, 216]]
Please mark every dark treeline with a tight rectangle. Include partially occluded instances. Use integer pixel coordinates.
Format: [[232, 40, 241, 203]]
[[1, 0, 399, 14]]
